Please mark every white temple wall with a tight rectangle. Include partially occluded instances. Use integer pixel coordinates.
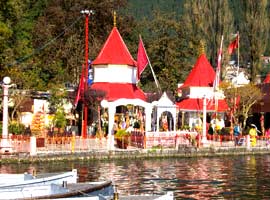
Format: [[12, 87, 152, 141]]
[[94, 64, 137, 83], [189, 87, 214, 99]]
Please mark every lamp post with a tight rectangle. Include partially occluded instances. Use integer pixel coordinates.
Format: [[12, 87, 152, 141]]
[[1, 76, 13, 153], [80, 9, 94, 138]]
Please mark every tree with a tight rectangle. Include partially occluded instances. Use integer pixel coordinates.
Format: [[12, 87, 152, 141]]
[[84, 88, 106, 133], [237, 0, 269, 82], [223, 83, 263, 128], [181, 0, 234, 68], [138, 10, 193, 93], [53, 107, 67, 133], [31, 0, 132, 88], [48, 86, 67, 113]]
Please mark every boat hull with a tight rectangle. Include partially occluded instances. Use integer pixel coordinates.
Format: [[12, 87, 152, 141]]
[[0, 169, 77, 188], [0, 180, 112, 199]]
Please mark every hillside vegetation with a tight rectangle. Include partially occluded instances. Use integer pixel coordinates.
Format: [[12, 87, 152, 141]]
[[0, 0, 269, 94]]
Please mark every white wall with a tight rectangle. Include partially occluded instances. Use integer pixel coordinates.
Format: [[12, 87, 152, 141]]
[[189, 87, 214, 99], [94, 64, 137, 83]]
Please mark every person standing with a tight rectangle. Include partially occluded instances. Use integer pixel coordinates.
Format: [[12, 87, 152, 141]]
[[249, 124, 257, 147], [233, 122, 241, 146]]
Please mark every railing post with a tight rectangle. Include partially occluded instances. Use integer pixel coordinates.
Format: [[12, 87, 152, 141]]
[[71, 131, 75, 153], [143, 134, 146, 149], [30, 136, 37, 156]]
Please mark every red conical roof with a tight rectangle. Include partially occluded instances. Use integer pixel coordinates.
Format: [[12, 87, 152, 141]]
[[91, 82, 146, 101], [181, 54, 215, 88], [92, 27, 136, 66], [264, 73, 270, 83]]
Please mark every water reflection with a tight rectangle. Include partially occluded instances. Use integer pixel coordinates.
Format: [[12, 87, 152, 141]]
[[1, 155, 270, 199]]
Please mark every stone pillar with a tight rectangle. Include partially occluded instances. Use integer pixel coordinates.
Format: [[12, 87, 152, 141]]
[[107, 105, 116, 150], [30, 136, 37, 156], [145, 106, 152, 132]]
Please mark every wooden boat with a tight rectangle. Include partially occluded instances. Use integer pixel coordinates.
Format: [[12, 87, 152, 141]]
[[0, 169, 77, 188], [0, 180, 113, 199]]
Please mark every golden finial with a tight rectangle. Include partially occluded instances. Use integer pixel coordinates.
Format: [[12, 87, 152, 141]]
[[113, 11, 116, 27], [199, 40, 205, 55]]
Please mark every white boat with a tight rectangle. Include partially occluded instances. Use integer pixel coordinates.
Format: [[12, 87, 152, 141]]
[[0, 180, 113, 199], [0, 169, 77, 188]]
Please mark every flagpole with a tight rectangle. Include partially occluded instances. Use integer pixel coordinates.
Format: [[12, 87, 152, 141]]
[[139, 35, 162, 94], [214, 35, 224, 113], [148, 60, 162, 94], [236, 31, 240, 85]]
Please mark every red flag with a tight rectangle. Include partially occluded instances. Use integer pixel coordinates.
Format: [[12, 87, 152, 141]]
[[137, 37, 149, 80], [74, 66, 85, 107], [228, 34, 239, 55]]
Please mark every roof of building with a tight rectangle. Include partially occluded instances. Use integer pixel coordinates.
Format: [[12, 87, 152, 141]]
[[180, 54, 215, 88], [90, 82, 146, 101], [176, 98, 228, 112], [176, 53, 228, 112], [92, 27, 136, 66]]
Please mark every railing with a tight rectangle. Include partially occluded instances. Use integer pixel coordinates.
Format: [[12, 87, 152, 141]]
[[0, 135, 108, 153], [1, 133, 270, 153], [10, 135, 31, 153], [42, 136, 108, 153]]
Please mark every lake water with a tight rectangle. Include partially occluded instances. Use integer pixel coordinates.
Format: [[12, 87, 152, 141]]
[[1, 154, 270, 199]]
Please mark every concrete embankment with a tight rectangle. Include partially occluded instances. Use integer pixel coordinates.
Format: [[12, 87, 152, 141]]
[[1, 147, 270, 164]]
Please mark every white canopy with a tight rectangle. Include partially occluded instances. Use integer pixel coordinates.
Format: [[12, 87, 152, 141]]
[[152, 92, 177, 132]]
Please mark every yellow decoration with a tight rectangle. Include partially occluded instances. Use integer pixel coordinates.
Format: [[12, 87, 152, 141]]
[[199, 40, 205, 55], [113, 11, 116, 27]]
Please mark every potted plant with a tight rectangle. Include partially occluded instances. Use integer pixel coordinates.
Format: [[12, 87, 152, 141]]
[[115, 129, 130, 149], [52, 108, 67, 135], [9, 121, 25, 136]]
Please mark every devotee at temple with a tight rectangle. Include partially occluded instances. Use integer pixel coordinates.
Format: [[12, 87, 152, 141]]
[[233, 122, 241, 146], [249, 124, 257, 147]]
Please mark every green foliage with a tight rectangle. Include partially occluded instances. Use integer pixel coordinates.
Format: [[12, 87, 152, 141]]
[[138, 10, 188, 93], [237, 0, 269, 82], [115, 129, 130, 139], [181, 0, 234, 67], [223, 83, 263, 128], [8, 121, 25, 135], [52, 108, 67, 129], [0, 0, 270, 97], [115, 129, 130, 148], [48, 87, 67, 113]]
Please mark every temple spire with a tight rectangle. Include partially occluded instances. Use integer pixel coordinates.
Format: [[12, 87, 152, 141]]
[[113, 11, 116, 27], [199, 40, 205, 55]]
